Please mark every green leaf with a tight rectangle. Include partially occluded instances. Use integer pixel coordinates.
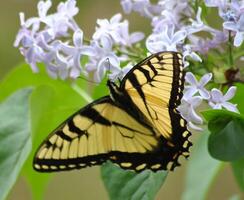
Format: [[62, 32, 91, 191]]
[[0, 64, 90, 199], [101, 162, 168, 200], [92, 77, 108, 99], [0, 88, 32, 200], [202, 110, 244, 161], [231, 158, 244, 191], [232, 83, 244, 114], [182, 133, 223, 200], [24, 83, 88, 199], [0, 63, 87, 103]]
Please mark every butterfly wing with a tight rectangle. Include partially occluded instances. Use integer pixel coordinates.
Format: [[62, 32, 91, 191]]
[[120, 51, 192, 167], [34, 96, 176, 172]]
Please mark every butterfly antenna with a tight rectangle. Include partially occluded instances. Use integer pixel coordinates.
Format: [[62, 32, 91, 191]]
[[106, 58, 111, 73], [77, 75, 99, 85]]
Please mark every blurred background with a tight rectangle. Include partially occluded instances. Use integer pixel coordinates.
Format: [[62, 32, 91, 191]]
[[1, 0, 242, 199]]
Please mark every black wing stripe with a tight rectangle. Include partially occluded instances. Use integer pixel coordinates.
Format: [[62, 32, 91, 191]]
[[81, 108, 111, 126], [147, 61, 158, 75], [68, 119, 84, 135], [56, 130, 73, 142]]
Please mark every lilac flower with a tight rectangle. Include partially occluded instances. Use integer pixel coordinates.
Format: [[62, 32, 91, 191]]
[[209, 86, 239, 113], [120, 0, 162, 18], [57, 0, 79, 18], [186, 7, 206, 35], [14, 0, 85, 80], [109, 63, 133, 82], [182, 45, 202, 67], [158, 0, 190, 26], [189, 30, 227, 54], [85, 37, 122, 82], [59, 29, 95, 78], [223, 14, 244, 46], [177, 96, 203, 130], [146, 24, 187, 53], [184, 72, 212, 100], [204, 0, 227, 8], [93, 13, 144, 47], [119, 21, 145, 46], [93, 14, 125, 44]]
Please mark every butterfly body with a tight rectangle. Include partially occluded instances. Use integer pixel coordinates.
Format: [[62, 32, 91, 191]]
[[33, 51, 192, 172]]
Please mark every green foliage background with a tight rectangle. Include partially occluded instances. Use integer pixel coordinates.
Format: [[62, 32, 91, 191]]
[[0, 1, 243, 200]]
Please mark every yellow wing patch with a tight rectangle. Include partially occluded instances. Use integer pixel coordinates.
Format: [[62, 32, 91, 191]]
[[34, 97, 160, 172]]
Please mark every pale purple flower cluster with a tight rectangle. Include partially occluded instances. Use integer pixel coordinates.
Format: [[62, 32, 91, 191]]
[[86, 13, 144, 82], [178, 72, 238, 130], [120, 0, 239, 130], [205, 0, 244, 47], [15, 0, 144, 81], [15, 0, 240, 131], [14, 0, 93, 79]]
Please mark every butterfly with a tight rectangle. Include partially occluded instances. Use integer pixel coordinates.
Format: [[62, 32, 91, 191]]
[[33, 51, 192, 172]]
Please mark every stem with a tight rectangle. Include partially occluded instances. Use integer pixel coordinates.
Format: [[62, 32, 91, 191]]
[[71, 83, 93, 103], [228, 31, 235, 68]]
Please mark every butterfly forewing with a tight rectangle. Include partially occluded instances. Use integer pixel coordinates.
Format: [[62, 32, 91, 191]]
[[121, 51, 191, 168]]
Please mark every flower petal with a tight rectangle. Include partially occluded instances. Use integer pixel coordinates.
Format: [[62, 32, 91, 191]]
[[129, 32, 145, 44], [188, 121, 203, 131], [234, 31, 244, 47], [189, 106, 203, 124], [199, 73, 212, 86], [73, 29, 83, 47], [185, 72, 198, 85], [210, 88, 223, 102], [222, 102, 239, 113], [199, 88, 210, 99], [223, 21, 237, 32], [223, 86, 237, 101], [183, 87, 197, 100]]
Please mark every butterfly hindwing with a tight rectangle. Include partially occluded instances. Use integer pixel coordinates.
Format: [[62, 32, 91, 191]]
[[34, 96, 168, 172]]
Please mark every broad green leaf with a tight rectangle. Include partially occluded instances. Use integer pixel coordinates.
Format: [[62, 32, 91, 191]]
[[101, 162, 168, 200], [24, 83, 88, 199], [0, 63, 87, 103], [92, 77, 108, 99], [232, 83, 244, 114], [202, 110, 244, 161], [0, 64, 90, 199], [0, 88, 32, 200], [231, 158, 244, 191], [182, 133, 223, 200]]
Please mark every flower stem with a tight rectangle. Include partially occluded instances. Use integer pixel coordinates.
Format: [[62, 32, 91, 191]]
[[228, 31, 235, 68], [71, 83, 93, 103]]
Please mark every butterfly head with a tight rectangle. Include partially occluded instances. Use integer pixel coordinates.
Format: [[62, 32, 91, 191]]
[[107, 80, 123, 102]]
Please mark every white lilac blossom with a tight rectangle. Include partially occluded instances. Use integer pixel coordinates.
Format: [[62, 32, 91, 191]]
[[15, 0, 144, 81], [93, 13, 144, 47], [146, 24, 187, 53], [184, 72, 212, 99], [186, 7, 205, 35], [223, 14, 244, 47], [209, 86, 239, 113], [182, 45, 202, 67], [177, 96, 203, 130], [14, 0, 84, 79], [120, 0, 162, 18], [85, 37, 125, 83], [88, 13, 144, 82]]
